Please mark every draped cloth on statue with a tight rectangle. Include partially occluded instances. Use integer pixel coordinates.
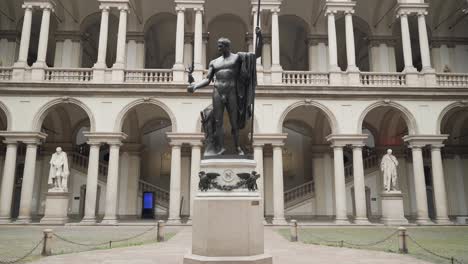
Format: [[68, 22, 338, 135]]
[[236, 52, 257, 130]]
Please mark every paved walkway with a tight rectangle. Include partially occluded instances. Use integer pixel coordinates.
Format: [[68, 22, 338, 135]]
[[32, 227, 431, 264]]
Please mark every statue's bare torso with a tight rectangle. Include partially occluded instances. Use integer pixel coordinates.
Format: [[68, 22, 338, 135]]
[[210, 53, 241, 95]]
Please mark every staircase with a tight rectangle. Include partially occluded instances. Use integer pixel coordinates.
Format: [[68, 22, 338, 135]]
[[344, 153, 380, 183], [69, 150, 170, 210], [284, 180, 315, 209]]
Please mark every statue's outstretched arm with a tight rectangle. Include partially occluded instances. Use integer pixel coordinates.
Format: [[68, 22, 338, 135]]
[[188, 63, 215, 93]]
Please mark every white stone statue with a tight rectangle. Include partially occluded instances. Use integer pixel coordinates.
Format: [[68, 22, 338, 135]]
[[48, 147, 70, 192], [380, 149, 399, 192]]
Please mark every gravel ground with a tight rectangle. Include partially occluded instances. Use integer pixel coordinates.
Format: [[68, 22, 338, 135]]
[[277, 226, 468, 264], [0, 225, 179, 263]]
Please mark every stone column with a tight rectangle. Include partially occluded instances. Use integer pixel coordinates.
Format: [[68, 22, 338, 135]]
[[326, 11, 339, 71], [410, 145, 430, 224], [352, 144, 370, 224], [81, 143, 101, 224], [253, 8, 264, 84], [15, 5, 33, 67], [344, 10, 358, 71], [270, 8, 282, 84], [168, 143, 182, 223], [0, 141, 18, 223], [399, 13, 415, 72], [430, 145, 451, 224], [189, 142, 202, 219], [193, 7, 204, 79], [253, 143, 265, 218], [332, 144, 349, 224], [33, 6, 52, 68], [417, 12, 432, 71], [102, 143, 121, 224], [16, 141, 40, 223], [272, 143, 286, 224], [95, 6, 110, 69], [113, 6, 128, 70], [173, 6, 186, 82]]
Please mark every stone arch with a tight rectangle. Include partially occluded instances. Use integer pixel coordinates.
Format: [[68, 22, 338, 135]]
[[357, 101, 418, 135], [32, 98, 96, 132], [279, 14, 310, 71], [207, 14, 248, 60], [0, 100, 12, 131], [143, 12, 177, 69], [278, 100, 339, 134], [114, 98, 177, 133], [436, 102, 468, 135]]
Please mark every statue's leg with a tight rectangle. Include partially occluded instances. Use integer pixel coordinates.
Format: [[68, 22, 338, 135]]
[[213, 90, 225, 155], [226, 90, 243, 155]]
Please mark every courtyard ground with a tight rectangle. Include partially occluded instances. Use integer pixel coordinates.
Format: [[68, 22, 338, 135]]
[[277, 226, 468, 264], [0, 225, 445, 264]]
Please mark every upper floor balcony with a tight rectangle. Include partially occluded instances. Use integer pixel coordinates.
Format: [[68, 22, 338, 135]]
[[0, 0, 467, 89]]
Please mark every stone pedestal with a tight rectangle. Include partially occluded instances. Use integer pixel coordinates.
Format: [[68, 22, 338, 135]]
[[381, 191, 408, 225], [184, 159, 272, 264], [40, 192, 70, 225]]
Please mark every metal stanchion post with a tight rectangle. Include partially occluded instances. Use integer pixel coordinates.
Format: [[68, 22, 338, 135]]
[[42, 229, 53, 256], [157, 220, 165, 242], [398, 227, 408, 254], [290, 220, 298, 242]]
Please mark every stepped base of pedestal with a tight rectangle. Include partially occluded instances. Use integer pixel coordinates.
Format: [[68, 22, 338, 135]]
[[381, 191, 408, 225], [40, 192, 70, 225], [184, 254, 272, 264]]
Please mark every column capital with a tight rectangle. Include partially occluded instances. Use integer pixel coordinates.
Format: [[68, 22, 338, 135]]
[[83, 132, 128, 145], [403, 135, 449, 149], [344, 9, 355, 15], [326, 134, 368, 147], [23, 0, 56, 10], [99, 5, 111, 11], [0, 132, 47, 144], [167, 133, 204, 146], [253, 133, 287, 147], [22, 4, 34, 10], [194, 7, 204, 13], [325, 1, 356, 15], [396, 3, 429, 18], [98, 0, 130, 11], [175, 6, 186, 12]]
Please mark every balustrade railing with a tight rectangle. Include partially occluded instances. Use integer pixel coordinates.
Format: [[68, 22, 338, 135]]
[[360, 72, 406, 86], [284, 180, 315, 207], [0, 67, 12, 81], [138, 179, 170, 207], [436, 73, 468, 87], [124, 69, 173, 83], [44, 68, 93, 82], [345, 153, 380, 180], [70, 151, 108, 180], [282, 71, 329, 85]]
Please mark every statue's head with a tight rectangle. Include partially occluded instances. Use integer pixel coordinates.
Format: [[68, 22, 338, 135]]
[[56, 147, 62, 154], [387, 149, 392, 155], [217, 37, 231, 55]]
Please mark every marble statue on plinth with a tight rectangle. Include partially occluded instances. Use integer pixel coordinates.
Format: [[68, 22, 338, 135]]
[[381, 149, 399, 192], [48, 147, 70, 192]]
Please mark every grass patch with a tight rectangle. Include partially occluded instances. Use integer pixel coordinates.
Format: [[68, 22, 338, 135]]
[[277, 227, 468, 264]]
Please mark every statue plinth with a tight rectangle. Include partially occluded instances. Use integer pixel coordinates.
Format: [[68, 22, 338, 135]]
[[184, 158, 272, 264], [380, 191, 408, 226], [40, 192, 70, 225]]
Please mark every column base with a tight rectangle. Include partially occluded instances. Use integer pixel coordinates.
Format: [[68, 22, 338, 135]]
[[329, 70, 344, 85], [111, 67, 125, 82], [0, 217, 12, 224], [15, 217, 32, 224], [434, 218, 452, 225], [80, 217, 97, 225], [172, 63, 186, 83], [92, 66, 107, 82], [415, 218, 433, 225], [334, 218, 351, 225], [12, 62, 27, 81], [422, 68, 436, 86], [346, 69, 360, 86], [353, 218, 371, 225], [271, 218, 288, 226], [101, 218, 119, 225], [270, 65, 283, 84]]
